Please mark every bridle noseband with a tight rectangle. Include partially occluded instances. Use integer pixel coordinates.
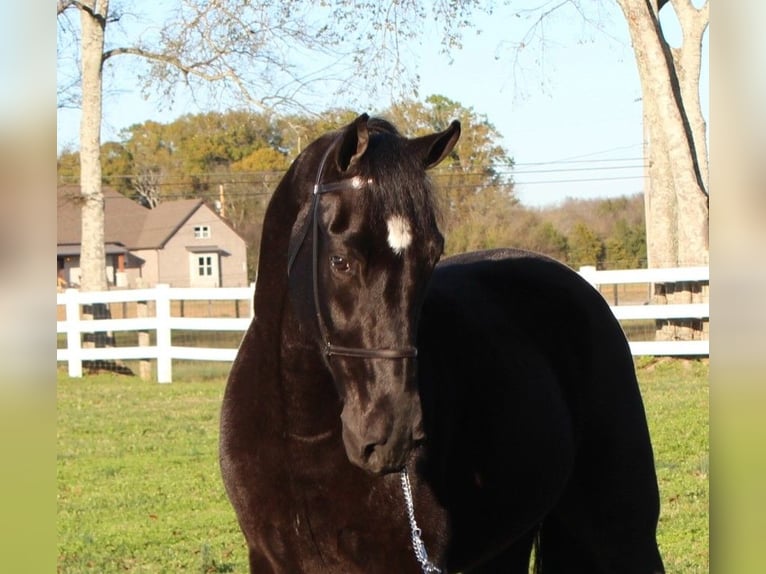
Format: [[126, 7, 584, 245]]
[[287, 137, 418, 361]]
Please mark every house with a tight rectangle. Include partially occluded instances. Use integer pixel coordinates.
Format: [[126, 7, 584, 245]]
[[57, 186, 248, 289]]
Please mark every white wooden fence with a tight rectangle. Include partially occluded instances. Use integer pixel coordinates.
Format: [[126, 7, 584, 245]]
[[57, 284, 255, 383], [57, 267, 709, 383]]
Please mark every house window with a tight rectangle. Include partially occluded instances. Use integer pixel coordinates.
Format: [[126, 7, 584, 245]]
[[197, 256, 213, 276], [194, 225, 211, 239]]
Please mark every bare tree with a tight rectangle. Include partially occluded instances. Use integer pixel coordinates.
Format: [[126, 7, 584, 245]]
[[614, 0, 709, 341], [133, 168, 161, 209], [59, 0, 109, 292], [617, 0, 708, 268], [56, 0, 351, 291], [506, 0, 709, 340]]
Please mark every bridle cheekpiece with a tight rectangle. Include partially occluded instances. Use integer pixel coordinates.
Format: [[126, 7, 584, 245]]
[[289, 136, 418, 361]]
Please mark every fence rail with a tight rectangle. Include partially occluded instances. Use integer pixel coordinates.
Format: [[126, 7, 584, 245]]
[[57, 267, 709, 382]]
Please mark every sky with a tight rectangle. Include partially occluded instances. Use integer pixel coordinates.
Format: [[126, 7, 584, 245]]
[[56, 2, 709, 208]]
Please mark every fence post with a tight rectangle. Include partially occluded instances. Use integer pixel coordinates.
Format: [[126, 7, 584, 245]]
[[155, 284, 172, 383], [137, 299, 151, 381], [65, 289, 82, 378]]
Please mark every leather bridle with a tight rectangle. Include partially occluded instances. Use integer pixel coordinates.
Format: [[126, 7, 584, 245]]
[[287, 137, 418, 360]]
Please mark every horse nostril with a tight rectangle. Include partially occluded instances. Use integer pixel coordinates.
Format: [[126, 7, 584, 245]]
[[412, 414, 426, 443], [362, 442, 377, 462]]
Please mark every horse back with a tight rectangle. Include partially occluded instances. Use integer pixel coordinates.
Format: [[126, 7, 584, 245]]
[[416, 248, 660, 571], [422, 247, 645, 421]]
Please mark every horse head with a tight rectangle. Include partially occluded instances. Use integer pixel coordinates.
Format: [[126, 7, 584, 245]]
[[286, 114, 460, 475]]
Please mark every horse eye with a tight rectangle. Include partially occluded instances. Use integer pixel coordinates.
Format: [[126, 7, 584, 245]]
[[329, 255, 352, 274]]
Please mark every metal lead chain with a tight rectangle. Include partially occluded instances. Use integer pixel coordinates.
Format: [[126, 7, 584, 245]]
[[400, 469, 443, 574]]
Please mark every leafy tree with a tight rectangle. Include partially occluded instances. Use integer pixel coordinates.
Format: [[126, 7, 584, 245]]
[[605, 219, 647, 269], [57, 148, 80, 185], [501, 198, 648, 269], [383, 95, 513, 177], [100, 142, 133, 195], [380, 95, 516, 254], [541, 195, 643, 240], [232, 148, 290, 174], [484, 215, 570, 264], [568, 222, 606, 270], [115, 111, 285, 203], [118, 120, 177, 203], [528, 222, 569, 263], [276, 109, 360, 158], [446, 187, 518, 255], [58, 143, 132, 196], [228, 145, 291, 279]]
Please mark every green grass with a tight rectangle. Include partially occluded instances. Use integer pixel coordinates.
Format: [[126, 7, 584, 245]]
[[57, 359, 708, 573], [636, 357, 709, 573], [56, 373, 247, 573]]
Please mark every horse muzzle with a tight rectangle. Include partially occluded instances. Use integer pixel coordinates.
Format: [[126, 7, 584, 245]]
[[340, 400, 425, 475]]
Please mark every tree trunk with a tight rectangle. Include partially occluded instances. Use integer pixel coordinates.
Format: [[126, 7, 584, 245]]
[[79, 0, 108, 292], [618, 0, 708, 268], [617, 0, 709, 342], [78, 1, 114, 366]]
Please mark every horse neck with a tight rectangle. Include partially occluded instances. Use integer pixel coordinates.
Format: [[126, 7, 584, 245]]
[[245, 172, 340, 439]]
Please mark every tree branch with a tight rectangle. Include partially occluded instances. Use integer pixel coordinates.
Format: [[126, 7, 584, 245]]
[[670, 0, 709, 37], [57, 0, 78, 15], [57, 0, 107, 26], [57, 0, 95, 17], [102, 46, 228, 82]]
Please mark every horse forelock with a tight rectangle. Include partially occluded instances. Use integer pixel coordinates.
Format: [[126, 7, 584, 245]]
[[288, 118, 441, 248], [357, 128, 441, 241]]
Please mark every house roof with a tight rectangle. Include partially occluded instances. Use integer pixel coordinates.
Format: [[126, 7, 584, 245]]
[[134, 198, 204, 249], [57, 185, 222, 251], [57, 243, 128, 257], [58, 186, 148, 247]]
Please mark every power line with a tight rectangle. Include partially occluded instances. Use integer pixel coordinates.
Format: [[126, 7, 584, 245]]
[[503, 156, 645, 167], [513, 175, 645, 185], [547, 143, 644, 162], [62, 159, 648, 200], [460, 164, 645, 176], [92, 175, 646, 203], [89, 160, 647, 179], [70, 162, 645, 185]]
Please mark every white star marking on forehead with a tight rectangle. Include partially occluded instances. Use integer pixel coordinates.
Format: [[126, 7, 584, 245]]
[[386, 215, 413, 255]]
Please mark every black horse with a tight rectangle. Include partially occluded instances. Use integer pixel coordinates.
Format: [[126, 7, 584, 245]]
[[220, 114, 664, 573]]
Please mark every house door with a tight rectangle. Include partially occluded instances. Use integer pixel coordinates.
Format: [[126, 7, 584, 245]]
[[190, 253, 220, 287]]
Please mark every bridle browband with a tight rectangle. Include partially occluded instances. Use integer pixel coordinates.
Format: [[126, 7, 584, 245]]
[[287, 135, 418, 360]]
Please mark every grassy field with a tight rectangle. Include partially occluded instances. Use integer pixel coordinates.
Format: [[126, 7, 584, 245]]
[[636, 357, 709, 573], [57, 358, 708, 573], [57, 373, 245, 573]]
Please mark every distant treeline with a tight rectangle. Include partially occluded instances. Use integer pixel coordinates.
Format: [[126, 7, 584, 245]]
[[57, 98, 645, 276], [497, 195, 647, 271]]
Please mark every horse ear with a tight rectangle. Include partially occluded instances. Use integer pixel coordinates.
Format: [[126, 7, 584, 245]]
[[336, 113, 370, 172], [410, 120, 461, 170]]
